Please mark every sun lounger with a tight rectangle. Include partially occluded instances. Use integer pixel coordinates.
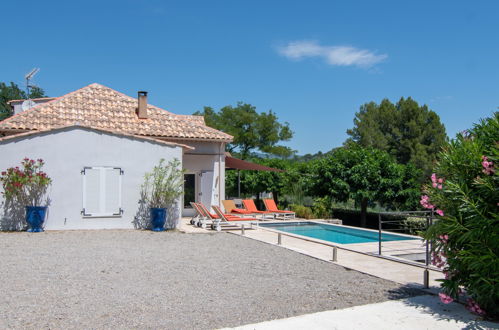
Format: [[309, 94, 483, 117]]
[[263, 199, 295, 219], [192, 203, 240, 229], [222, 199, 256, 216], [242, 199, 276, 220], [190, 202, 218, 228], [211, 205, 259, 231]]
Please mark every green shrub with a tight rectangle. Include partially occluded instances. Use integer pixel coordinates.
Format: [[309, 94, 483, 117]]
[[290, 204, 314, 219], [423, 113, 499, 319], [401, 216, 427, 236], [312, 197, 331, 219], [142, 158, 184, 208], [330, 207, 406, 229]]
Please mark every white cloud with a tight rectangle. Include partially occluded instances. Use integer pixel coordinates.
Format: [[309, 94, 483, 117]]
[[277, 40, 387, 68]]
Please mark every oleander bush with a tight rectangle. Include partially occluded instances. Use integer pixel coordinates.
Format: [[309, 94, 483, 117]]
[[423, 113, 498, 320], [0, 158, 51, 207]]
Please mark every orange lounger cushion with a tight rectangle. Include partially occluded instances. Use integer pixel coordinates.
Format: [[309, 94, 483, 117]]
[[242, 199, 274, 214], [222, 200, 254, 214], [208, 212, 241, 219], [213, 205, 258, 222], [231, 208, 254, 214], [264, 199, 295, 213]]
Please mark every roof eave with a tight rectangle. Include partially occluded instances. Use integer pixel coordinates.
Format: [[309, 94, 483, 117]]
[[0, 125, 195, 150], [154, 136, 233, 143]]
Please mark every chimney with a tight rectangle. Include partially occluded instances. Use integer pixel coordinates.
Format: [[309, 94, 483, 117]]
[[137, 91, 148, 119]]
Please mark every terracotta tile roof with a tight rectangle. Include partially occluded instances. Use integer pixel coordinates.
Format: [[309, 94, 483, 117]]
[[0, 83, 233, 142], [0, 125, 194, 150]]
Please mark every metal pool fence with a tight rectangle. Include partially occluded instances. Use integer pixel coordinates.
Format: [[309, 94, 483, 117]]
[[241, 212, 440, 288], [378, 210, 435, 288]]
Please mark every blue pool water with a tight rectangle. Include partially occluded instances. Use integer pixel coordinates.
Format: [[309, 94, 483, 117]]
[[259, 222, 418, 244]]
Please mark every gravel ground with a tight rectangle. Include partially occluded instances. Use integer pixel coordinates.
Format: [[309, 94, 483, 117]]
[[0, 230, 422, 329]]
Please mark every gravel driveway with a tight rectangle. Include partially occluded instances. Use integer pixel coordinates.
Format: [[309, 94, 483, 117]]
[[0, 230, 421, 329]]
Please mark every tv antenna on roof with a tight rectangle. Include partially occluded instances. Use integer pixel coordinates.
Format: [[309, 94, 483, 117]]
[[21, 68, 40, 111], [25, 68, 40, 99]]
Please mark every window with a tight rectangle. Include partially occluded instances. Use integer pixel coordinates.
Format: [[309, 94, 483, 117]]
[[183, 173, 196, 208], [82, 167, 123, 217]]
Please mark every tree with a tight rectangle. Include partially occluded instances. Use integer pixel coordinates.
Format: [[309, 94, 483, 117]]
[[194, 103, 293, 159], [0, 82, 46, 120], [311, 146, 420, 227], [346, 97, 447, 176]]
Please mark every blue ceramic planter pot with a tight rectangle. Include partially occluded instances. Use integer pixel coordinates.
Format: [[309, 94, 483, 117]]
[[150, 207, 167, 231], [25, 206, 47, 232]]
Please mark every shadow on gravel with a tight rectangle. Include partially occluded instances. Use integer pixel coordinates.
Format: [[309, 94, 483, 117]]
[[385, 285, 424, 301]]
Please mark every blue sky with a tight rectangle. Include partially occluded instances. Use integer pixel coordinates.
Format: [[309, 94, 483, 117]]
[[2, 0, 498, 154]]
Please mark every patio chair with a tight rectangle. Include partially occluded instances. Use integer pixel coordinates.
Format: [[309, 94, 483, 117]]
[[211, 205, 259, 232], [222, 199, 256, 216], [193, 203, 240, 229], [242, 199, 276, 220], [263, 199, 295, 219]]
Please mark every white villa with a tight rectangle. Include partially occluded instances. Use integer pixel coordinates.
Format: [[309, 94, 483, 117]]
[[0, 83, 233, 230]]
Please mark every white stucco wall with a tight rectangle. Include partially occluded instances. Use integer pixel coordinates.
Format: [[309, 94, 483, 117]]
[[0, 127, 183, 230]]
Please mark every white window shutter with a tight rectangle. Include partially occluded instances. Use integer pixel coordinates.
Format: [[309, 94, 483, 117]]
[[104, 168, 122, 215], [82, 167, 123, 217], [83, 168, 101, 215]]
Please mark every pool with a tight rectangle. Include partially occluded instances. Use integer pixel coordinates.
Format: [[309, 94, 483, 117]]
[[259, 222, 418, 244]]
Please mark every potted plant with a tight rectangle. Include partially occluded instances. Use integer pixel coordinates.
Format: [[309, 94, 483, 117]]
[[0, 158, 52, 232], [142, 158, 184, 231]]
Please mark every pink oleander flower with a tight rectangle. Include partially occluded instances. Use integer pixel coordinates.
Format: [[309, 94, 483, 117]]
[[483, 167, 495, 175], [431, 252, 446, 268], [439, 234, 449, 243], [466, 298, 486, 316], [420, 195, 435, 210], [436, 209, 444, 217], [439, 292, 454, 304], [481, 155, 495, 175], [430, 173, 445, 188]]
